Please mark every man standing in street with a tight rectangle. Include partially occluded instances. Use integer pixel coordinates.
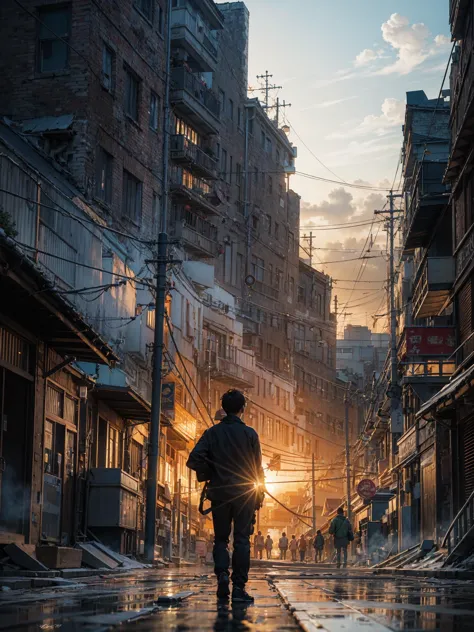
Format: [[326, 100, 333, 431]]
[[255, 530, 265, 559], [265, 534, 273, 559], [298, 534, 307, 562], [329, 507, 353, 568], [313, 530, 325, 563], [187, 389, 264, 603], [289, 534, 298, 561], [279, 532, 289, 559]]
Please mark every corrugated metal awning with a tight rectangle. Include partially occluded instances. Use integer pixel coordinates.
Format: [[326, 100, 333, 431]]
[[417, 363, 474, 418], [94, 385, 151, 423], [0, 235, 119, 365]]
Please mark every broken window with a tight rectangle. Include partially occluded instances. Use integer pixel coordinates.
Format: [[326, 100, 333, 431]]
[[38, 5, 71, 72]]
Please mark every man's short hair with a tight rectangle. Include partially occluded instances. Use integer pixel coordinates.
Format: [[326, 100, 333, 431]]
[[337, 507, 344, 515], [221, 389, 246, 414]]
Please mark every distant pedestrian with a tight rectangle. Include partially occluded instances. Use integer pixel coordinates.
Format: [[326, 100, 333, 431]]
[[255, 530, 265, 559], [289, 534, 298, 561], [329, 507, 354, 568], [279, 532, 289, 560], [313, 530, 325, 562], [265, 534, 273, 559], [298, 534, 307, 562]]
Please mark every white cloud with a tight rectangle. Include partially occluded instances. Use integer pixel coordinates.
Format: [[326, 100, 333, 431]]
[[354, 49, 379, 67], [376, 13, 449, 75], [328, 97, 404, 140], [301, 188, 355, 222]]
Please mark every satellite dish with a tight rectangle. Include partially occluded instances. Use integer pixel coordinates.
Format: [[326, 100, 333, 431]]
[[245, 274, 256, 287]]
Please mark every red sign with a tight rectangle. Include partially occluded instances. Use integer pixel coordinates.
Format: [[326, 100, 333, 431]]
[[404, 327, 456, 357], [357, 479, 377, 500]]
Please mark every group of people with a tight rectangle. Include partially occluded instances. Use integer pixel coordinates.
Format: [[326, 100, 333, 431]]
[[253, 530, 326, 562]]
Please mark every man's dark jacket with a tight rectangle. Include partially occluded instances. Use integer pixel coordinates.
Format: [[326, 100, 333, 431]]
[[186, 414, 264, 501]]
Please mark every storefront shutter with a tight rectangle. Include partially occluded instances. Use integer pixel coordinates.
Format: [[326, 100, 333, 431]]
[[463, 415, 474, 502]]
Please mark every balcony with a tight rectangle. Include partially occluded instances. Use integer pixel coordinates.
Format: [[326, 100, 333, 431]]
[[447, 40, 474, 178], [252, 279, 279, 300], [404, 162, 449, 253], [171, 67, 220, 135], [171, 206, 218, 258], [412, 257, 455, 318], [206, 345, 256, 389], [171, 135, 218, 179], [400, 360, 456, 386], [170, 168, 221, 216], [171, 8, 218, 72]]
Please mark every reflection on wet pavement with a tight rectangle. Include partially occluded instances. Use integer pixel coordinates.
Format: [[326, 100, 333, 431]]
[[2, 567, 474, 630], [274, 573, 474, 631]]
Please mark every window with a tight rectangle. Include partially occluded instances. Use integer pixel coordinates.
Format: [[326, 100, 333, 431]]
[[261, 131, 266, 148], [219, 89, 225, 113], [266, 214, 272, 232], [275, 222, 280, 240], [268, 263, 273, 285], [122, 170, 143, 223], [221, 148, 227, 177], [102, 44, 115, 91], [266, 343, 272, 360], [289, 276, 295, 297], [297, 285, 306, 304], [147, 307, 156, 329], [275, 268, 282, 289], [96, 148, 113, 204], [251, 255, 265, 282], [124, 66, 140, 120], [254, 167, 259, 184], [149, 91, 160, 130], [228, 99, 234, 120], [276, 147, 281, 164], [252, 215, 259, 230], [157, 3, 164, 34], [236, 163, 242, 197], [107, 426, 121, 468], [38, 5, 71, 72], [266, 137, 272, 155], [268, 175, 273, 194], [135, 0, 154, 22]]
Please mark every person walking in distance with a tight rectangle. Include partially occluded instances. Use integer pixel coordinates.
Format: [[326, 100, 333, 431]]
[[255, 531, 265, 560], [265, 534, 273, 559], [289, 534, 298, 561], [187, 390, 264, 603], [279, 532, 289, 560], [313, 530, 325, 563], [329, 507, 354, 568], [298, 534, 307, 562]]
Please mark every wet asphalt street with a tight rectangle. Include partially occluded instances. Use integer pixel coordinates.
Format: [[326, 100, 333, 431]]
[[1, 563, 474, 631]]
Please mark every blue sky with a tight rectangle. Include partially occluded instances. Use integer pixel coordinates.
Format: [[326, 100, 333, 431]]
[[239, 0, 451, 330]]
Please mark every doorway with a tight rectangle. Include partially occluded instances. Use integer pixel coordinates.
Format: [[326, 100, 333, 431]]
[[0, 367, 32, 535]]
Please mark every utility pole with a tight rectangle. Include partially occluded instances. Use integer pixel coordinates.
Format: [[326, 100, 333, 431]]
[[344, 386, 352, 524], [256, 70, 282, 109], [334, 295, 338, 320], [177, 478, 182, 559], [375, 192, 403, 436], [266, 97, 292, 126], [144, 0, 172, 564], [312, 454, 316, 537], [302, 232, 314, 268]]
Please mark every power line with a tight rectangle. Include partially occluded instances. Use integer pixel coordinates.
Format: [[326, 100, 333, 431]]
[[299, 220, 385, 231], [0, 187, 155, 247]]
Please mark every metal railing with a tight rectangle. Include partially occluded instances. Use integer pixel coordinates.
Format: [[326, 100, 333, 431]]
[[442, 489, 474, 562], [170, 135, 217, 176], [253, 279, 279, 300], [171, 67, 220, 118], [171, 8, 218, 58]]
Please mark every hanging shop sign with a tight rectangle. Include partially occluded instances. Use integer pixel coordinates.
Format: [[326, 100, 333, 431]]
[[161, 383, 175, 420], [404, 327, 456, 356], [357, 479, 377, 500]]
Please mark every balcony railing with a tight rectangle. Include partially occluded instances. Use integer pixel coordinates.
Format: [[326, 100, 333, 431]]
[[171, 206, 218, 258], [171, 135, 218, 179], [204, 345, 256, 388], [412, 256, 455, 318], [449, 41, 474, 174], [404, 161, 449, 252], [171, 67, 220, 133], [171, 8, 218, 70], [252, 279, 279, 300], [442, 488, 474, 563], [170, 168, 221, 216], [400, 360, 456, 382]]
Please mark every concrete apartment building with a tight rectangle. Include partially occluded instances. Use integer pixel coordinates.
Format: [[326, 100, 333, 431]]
[[336, 325, 389, 390], [0, 0, 359, 557]]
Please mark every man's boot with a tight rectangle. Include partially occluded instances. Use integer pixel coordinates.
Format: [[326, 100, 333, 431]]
[[232, 585, 254, 603], [216, 572, 230, 599]]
